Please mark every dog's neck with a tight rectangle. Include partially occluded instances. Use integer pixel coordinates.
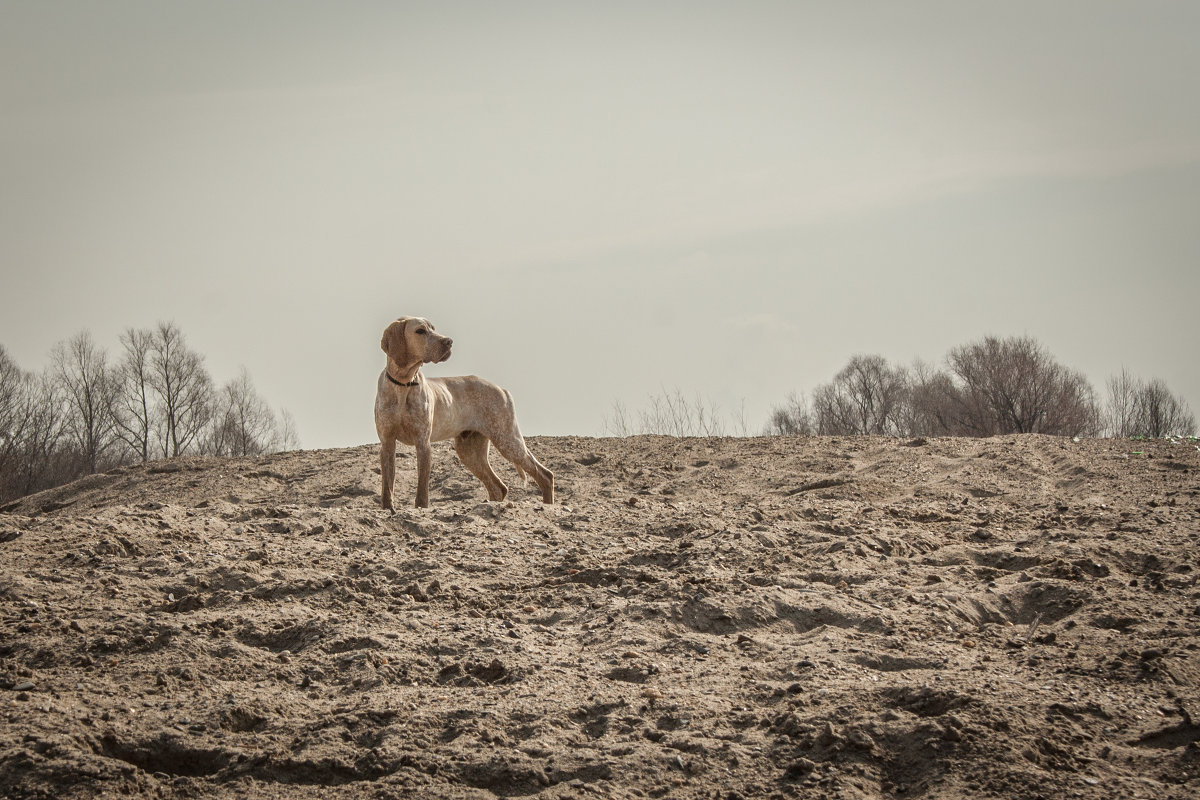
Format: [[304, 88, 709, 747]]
[[386, 362, 421, 387], [387, 371, 419, 387]]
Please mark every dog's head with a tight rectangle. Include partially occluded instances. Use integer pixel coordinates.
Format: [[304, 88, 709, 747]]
[[381, 317, 453, 367]]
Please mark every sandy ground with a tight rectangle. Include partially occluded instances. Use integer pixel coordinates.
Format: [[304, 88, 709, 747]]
[[1, 434, 1198, 799]]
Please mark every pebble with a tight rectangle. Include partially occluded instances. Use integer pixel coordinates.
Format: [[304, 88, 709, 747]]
[[13, 682, 35, 692]]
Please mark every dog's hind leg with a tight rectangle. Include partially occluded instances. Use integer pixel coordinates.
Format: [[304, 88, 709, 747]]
[[490, 434, 554, 504], [454, 431, 508, 501]]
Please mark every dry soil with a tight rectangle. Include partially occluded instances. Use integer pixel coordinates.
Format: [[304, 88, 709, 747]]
[[2, 434, 1198, 799]]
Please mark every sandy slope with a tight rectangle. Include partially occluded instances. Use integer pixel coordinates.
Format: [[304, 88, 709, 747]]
[[1, 434, 1198, 799]]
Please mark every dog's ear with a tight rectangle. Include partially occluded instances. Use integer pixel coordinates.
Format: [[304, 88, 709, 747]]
[[381, 319, 408, 364]]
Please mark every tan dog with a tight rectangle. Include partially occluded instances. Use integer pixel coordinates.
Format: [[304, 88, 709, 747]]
[[374, 317, 554, 509]]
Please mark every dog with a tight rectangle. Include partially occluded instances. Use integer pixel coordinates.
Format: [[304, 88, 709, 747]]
[[374, 317, 554, 509]]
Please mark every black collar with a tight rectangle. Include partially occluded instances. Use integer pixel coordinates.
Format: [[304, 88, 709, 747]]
[[386, 371, 419, 387]]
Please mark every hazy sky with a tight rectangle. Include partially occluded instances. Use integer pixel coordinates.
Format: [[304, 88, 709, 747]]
[[3, 1, 1198, 448]]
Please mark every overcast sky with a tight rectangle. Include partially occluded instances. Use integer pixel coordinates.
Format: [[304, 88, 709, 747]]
[[3, 1, 1198, 448]]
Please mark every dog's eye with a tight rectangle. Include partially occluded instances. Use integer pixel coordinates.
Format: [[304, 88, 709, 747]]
[[416, 328, 427, 335]]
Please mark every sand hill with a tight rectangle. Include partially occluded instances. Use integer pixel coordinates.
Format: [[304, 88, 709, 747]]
[[2, 434, 1198, 799]]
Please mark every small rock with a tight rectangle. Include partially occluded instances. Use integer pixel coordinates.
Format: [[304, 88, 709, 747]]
[[847, 728, 875, 750], [817, 722, 842, 747], [13, 681, 35, 692], [785, 757, 816, 777]]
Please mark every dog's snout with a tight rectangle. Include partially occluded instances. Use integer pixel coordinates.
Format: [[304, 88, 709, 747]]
[[444, 338, 454, 348]]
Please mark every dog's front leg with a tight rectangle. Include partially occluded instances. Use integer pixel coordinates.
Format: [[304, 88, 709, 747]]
[[380, 437, 396, 512], [415, 439, 433, 508]]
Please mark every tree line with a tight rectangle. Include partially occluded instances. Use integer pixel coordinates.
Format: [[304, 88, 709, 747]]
[[766, 335, 1195, 439], [604, 334, 1194, 439], [1, 322, 298, 504]]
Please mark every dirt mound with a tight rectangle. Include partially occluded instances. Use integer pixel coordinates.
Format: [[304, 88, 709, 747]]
[[2, 434, 1198, 798]]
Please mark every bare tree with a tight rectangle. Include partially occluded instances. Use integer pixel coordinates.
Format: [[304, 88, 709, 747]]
[[945, 336, 1098, 437], [110, 327, 156, 462], [811, 354, 908, 435], [604, 389, 732, 436], [1104, 369, 1140, 438], [765, 391, 813, 436], [603, 400, 634, 437], [731, 398, 752, 437], [51, 331, 118, 474], [1139, 379, 1195, 437], [1, 346, 23, 443], [1104, 370, 1195, 437], [642, 389, 726, 437], [276, 409, 301, 451], [149, 322, 213, 457], [25, 371, 72, 492], [1, 345, 30, 485], [1, 368, 70, 502], [901, 359, 956, 437], [207, 368, 279, 456]]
